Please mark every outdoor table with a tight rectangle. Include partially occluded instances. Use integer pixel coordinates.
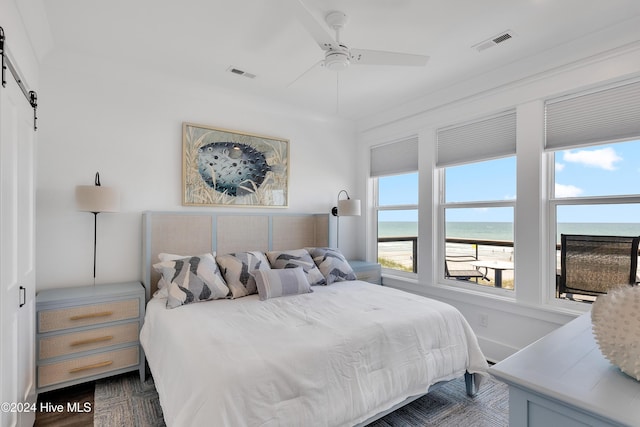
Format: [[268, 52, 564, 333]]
[[469, 260, 514, 288]]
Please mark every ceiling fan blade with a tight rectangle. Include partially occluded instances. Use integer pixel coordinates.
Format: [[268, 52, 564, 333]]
[[287, 0, 337, 51], [350, 49, 429, 66], [287, 59, 324, 88]]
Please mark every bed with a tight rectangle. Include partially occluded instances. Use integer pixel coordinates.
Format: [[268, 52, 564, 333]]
[[139, 212, 489, 426]]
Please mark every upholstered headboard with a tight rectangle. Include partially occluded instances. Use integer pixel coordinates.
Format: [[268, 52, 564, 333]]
[[141, 211, 331, 301]]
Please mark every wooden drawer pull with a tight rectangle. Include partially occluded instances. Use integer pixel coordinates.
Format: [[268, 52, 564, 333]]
[[70, 335, 114, 347], [69, 360, 113, 373], [69, 311, 113, 321]]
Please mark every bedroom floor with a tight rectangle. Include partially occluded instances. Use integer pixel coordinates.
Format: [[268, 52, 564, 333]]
[[34, 382, 94, 427], [34, 370, 508, 427]]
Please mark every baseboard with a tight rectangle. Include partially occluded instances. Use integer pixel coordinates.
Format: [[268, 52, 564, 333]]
[[476, 335, 520, 363]]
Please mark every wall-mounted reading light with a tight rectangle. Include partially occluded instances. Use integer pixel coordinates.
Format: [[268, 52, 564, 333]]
[[75, 172, 120, 285], [331, 190, 361, 248]]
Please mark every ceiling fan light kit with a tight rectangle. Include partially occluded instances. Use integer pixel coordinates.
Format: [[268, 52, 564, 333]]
[[324, 48, 350, 71]]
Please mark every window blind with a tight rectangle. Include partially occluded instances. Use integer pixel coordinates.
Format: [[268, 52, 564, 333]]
[[545, 79, 640, 150], [436, 110, 516, 167], [370, 136, 418, 177]]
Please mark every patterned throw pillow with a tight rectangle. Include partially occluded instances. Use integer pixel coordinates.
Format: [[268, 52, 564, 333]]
[[154, 253, 193, 298], [266, 249, 326, 286], [216, 251, 270, 298], [306, 247, 357, 285], [254, 267, 313, 301], [153, 253, 230, 309]]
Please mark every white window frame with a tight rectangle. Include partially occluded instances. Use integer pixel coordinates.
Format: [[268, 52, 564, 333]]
[[374, 172, 419, 278], [438, 159, 516, 296], [546, 143, 640, 307], [370, 136, 419, 278], [544, 78, 640, 306], [435, 110, 517, 295]]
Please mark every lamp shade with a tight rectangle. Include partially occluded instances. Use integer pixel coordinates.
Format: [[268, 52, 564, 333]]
[[75, 185, 120, 213], [337, 198, 361, 216]]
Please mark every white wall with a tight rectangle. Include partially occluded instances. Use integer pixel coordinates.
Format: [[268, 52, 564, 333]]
[[36, 51, 359, 290], [356, 31, 640, 361]]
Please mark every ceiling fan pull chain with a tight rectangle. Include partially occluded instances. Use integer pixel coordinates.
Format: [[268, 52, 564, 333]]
[[336, 73, 339, 114]]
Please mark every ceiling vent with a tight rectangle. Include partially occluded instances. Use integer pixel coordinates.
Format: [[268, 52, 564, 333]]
[[227, 67, 256, 79], [473, 30, 516, 52]]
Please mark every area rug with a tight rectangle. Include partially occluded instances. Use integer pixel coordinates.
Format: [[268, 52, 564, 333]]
[[94, 373, 164, 427], [94, 372, 508, 426]]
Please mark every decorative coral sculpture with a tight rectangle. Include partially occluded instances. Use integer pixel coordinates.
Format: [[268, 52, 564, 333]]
[[591, 285, 640, 381]]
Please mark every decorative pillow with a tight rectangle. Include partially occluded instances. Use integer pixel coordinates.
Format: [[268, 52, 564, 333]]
[[153, 253, 206, 299], [153, 253, 230, 309], [306, 247, 356, 285], [155, 253, 192, 294], [153, 252, 190, 290], [254, 267, 313, 301], [153, 278, 169, 299], [266, 249, 326, 286], [216, 251, 270, 298], [158, 252, 189, 262]]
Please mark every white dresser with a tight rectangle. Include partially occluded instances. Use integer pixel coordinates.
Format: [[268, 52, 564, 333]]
[[36, 282, 145, 393], [490, 312, 640, 427]]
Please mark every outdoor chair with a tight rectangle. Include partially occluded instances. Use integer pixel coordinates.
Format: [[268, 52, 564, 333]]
[[559, 234, 640, 299], [445, 255, 486, 282]]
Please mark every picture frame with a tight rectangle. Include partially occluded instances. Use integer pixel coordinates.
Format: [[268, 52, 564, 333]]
[[183, 122, 289, 207]]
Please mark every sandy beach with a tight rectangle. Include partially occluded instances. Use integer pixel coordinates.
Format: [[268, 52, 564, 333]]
[[378, 241, 515, 286]]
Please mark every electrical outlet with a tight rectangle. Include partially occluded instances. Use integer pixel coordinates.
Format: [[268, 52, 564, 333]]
[[479, 313, 489, 327]]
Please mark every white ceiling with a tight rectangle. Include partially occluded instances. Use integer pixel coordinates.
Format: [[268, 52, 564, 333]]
[[39, 0, 640, 120]]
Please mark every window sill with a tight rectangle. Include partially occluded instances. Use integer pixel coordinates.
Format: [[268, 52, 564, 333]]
[[382, 273, 584, 325]]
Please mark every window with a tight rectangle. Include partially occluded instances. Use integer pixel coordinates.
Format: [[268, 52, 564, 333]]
[[442, 158, 516, 289], [377, 173, 418, 272], [437, 111, 517, 291], [546, 79, 640, 302], [371, 137, 418, 273], [550, 140, 640, 301]]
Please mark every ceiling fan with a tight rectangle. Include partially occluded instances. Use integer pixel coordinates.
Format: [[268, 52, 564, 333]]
[[288, 0, 429, 84]]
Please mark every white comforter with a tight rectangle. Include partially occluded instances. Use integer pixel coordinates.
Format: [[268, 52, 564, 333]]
[[140, 281, 488, 427]]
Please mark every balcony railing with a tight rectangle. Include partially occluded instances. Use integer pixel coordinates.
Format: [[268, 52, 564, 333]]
[[378, 237, 418, 273], [377, 236, 638, 293], [377, 236, 514, 275]]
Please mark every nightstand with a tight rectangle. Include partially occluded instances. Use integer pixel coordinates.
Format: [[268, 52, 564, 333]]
[[35, 282, 145, 393], [348, 260, 382, 285]]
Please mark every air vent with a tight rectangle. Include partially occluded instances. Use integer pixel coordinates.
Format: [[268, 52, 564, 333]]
[[227, 67, 256, 79], [473, 30, 516, 52], [492, 33, 512, 44]]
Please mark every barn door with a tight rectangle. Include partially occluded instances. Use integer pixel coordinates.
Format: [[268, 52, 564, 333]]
[[0, 51, 37, 427]]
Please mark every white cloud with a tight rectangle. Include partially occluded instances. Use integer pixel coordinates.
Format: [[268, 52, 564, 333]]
[[562, 147, 622, 170], [504, 194, 516, 200], [555, 183, 583, 198], [555, 163, 565, 172]]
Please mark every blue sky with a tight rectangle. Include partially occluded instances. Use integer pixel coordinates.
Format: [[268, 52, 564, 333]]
[[379, 139, 640, 223]]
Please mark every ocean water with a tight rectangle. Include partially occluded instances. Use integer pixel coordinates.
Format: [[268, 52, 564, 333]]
[[379, 221, 640, 242]]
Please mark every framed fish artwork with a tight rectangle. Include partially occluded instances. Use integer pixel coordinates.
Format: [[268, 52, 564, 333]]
[[182, 123, 289, 207]]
